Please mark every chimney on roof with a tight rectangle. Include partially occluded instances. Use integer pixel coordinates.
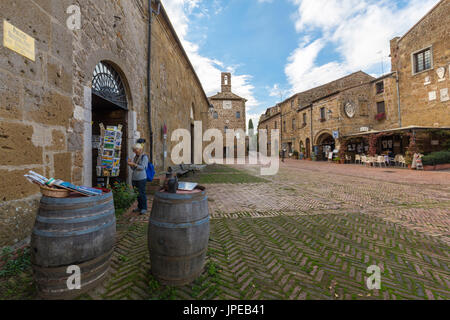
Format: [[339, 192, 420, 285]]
[[390, 37, 400, 72], [221, 72, 231, 93]]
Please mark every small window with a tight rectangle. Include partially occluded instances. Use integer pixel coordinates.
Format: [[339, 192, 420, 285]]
[[292, 118, 296, 130], [224, 75, 228, 85], [283, 121, 286, 132], [213, 111, 218, 119], [303, 113, 307, 125], [376, 81, 384, 94], [274, 121, 277, 129], [377, 101, 386, 114], [413, 48, 432, 74], [266, 125, 268, 132], [320, 107, 326, 121], [291, 100, 294, 109], [236, 111, 241, 119]]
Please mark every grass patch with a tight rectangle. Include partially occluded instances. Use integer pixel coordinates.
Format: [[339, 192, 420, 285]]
[[0, 247, 31, 277], [0, 246, 36, 300]]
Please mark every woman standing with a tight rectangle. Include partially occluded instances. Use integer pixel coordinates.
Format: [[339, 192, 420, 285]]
[[128, 143, 149, 215]]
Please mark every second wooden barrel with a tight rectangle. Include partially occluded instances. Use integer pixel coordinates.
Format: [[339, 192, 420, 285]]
[[148, 189, 210, 286], [31, 191, 116, 299]]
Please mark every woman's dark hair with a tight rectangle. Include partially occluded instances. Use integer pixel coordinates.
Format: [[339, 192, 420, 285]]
[[137, 138, 146, 144]]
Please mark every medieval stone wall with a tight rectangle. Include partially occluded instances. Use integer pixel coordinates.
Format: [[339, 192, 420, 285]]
[[0, 0, 209, 247], [391, 0, 450, 127]]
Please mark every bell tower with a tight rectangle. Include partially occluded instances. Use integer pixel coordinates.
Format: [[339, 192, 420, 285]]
[[221, 72, 231, 93]]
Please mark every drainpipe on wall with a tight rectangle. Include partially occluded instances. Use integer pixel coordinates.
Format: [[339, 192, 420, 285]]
[[395, 71, 402, 128], [148, 0, 161, 163]]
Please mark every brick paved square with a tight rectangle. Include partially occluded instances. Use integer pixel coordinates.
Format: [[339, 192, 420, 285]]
[[82, 161, 449, 300]]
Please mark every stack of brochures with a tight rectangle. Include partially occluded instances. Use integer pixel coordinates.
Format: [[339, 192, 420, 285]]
[[24, 171, 103, 197]]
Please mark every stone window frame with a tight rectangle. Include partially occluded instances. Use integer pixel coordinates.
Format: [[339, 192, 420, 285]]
[[302, 113, 307, 126], [375, 81, 384, 95], [376, 101, 386, 114], [411, 45, 433, 76], [292, 118, 296, 131], [320, 107, 326, 122]]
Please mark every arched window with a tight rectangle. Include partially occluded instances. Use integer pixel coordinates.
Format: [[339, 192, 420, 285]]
[[92, 61, 127, 109], [224, 75, 228, 85], [213, 111, 218, 119]]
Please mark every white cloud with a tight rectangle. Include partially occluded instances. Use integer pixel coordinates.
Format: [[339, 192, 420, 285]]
[[161, 0, 260, 111], [285, 0, 440, 93]]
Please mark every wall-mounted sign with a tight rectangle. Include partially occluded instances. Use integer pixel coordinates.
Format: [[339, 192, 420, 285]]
[[429, 91, 437, 101], [332, 130, 339, 139], [440, 88, 449, 102], [3, 20, 35, 61], [431, 140, 439, 146], [360, 127, 369, 132]]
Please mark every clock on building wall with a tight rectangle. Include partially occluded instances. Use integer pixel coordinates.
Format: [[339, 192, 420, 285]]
[[344, 102, 356, 118], [223, 101, 232, 109]]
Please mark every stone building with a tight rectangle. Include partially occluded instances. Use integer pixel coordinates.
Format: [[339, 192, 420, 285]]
[[0, 0, 210, 247], [390, 0, 449, 128], [259, 71, 374, 156], [208, 72, 247, 157], [258, 105, 281, 156], [346, 0, 450, 156], [260, 0, 449, 160], [297, 73, 399, 160]]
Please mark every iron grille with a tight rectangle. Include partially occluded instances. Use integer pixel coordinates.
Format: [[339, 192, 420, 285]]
[[92, 61, 128, 109]]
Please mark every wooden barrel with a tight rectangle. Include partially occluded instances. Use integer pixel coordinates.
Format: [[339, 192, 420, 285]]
[[148, 189, 210, 286], [31, 191, 116, 299]]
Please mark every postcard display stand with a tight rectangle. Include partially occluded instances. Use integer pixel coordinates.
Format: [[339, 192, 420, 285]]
[[96, 124, 123, 187]]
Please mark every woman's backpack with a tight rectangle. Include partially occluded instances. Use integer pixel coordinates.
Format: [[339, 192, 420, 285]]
[[146, 162, 155, 182]]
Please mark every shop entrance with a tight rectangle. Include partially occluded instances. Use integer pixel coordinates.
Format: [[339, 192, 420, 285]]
[[91, 61, 129, 187], [317, 133, 335, 161]]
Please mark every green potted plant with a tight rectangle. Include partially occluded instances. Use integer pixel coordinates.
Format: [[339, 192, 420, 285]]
[[405, 151, 413, 169]]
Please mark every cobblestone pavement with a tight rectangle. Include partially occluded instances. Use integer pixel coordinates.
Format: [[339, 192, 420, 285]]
[[85, 161, 450, 300]]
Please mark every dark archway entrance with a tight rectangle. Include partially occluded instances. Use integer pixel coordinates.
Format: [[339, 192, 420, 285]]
[[91, 61, 129, 187], [316, 133, 335, 161]]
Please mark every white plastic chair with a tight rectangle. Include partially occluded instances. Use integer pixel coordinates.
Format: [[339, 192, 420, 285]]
[[376, 156, 386, 167]]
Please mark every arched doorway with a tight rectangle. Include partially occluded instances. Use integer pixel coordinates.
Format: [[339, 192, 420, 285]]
[[305, 138, 311, 159], [91, 61, 129, 187], [299, 141, 304, 159], [316, 132, 335, 161]]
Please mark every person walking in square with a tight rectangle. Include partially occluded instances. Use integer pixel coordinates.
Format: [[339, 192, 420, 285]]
[[128, 142, 149, 215]]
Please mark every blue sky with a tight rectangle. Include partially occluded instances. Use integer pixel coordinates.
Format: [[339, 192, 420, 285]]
[[162, 0, 440, 128]]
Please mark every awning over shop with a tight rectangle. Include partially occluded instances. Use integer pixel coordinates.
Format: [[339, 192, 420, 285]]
[[344, 126, 450, 138]]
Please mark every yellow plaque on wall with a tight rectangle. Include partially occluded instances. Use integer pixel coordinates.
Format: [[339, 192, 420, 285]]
[[3, 20, 35, 61]]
